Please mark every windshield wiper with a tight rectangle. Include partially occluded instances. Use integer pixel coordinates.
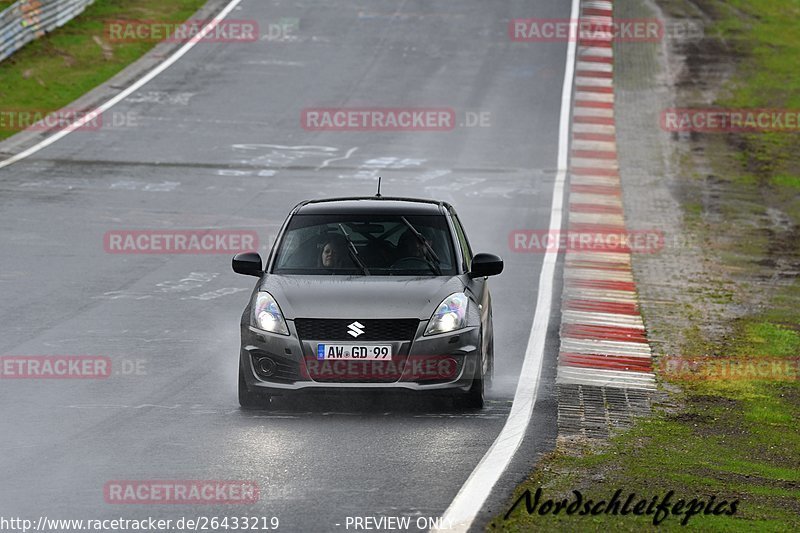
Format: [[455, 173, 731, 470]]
[[338, 224, 370, 276], [400, 217, 442, 275]]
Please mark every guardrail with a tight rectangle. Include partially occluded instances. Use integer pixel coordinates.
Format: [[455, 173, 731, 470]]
[[0, 0, 96, 62]]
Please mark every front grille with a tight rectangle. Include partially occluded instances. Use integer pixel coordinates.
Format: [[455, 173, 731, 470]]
[[294, 319, 419, 341]]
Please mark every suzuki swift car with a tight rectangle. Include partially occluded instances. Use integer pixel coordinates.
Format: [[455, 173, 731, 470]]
[[232, 196, 503, 409]]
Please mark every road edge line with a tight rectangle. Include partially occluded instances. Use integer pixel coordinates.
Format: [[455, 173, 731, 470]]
[[431, 0, 581, 530], [0, 0, 244, 171]]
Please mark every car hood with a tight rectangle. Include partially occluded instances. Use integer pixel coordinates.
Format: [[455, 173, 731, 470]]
[[259, 275, 467, 320]]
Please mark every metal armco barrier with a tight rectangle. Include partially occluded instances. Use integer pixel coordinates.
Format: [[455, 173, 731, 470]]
[[0, 0, 96, 62]]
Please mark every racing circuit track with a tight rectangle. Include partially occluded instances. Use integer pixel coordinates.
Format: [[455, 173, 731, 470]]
[[0, 0, 575, 530]]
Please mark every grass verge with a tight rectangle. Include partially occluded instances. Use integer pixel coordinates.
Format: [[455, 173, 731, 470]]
[[0, 0, 207, 141], [490, 0, 800, 531]]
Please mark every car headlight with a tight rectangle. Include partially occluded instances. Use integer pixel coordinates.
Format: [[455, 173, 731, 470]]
[[425, 292, 469, 336], [252, 292, 289, 335]]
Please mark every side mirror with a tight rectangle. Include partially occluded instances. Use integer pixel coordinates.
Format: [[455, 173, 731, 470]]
[[233, 252, 263, 277], [470, 253, 504, 278]]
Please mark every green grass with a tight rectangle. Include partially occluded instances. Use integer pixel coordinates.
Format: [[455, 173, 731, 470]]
[[710, 0, 800, 192], [494, 290, 800, 532], [714, 1, 800, 108], [493, 370, 800, 532], [734, 322, 800, 358], [0, 0, 207, 139], [770, 174, 800, 189]]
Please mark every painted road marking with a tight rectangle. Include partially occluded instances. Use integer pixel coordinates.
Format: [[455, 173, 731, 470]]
[[573, 106, 616, 118], [580, 46, 614, 57], [0, 0, 246, 170], [571, 176, 621, 187], [573, 122, 616, 135], [576, 61, 613, 73], [575, 76, 615, 87], [562, 310, 645, 328], [558, 366, 656, 390], [564, 285, 638, 298], [433, 0, 581, 531], [560, 353, 653, 372], [561, 337, 652, 358], [575, 90, 614, 103]]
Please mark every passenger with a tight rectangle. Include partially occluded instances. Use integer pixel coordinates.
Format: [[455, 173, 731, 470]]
[[396, 230, 427, 259]]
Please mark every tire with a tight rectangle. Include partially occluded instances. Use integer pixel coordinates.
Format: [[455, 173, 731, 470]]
[[239, 364, 270, 410], [455, 361, 485, 409], [486, 335, 495, 391]]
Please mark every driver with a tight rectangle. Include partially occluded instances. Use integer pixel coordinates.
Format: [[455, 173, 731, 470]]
[[318, 236, 347, 269]]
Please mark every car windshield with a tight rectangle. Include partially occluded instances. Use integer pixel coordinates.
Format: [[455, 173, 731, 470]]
[[271, 214, 458, 276]]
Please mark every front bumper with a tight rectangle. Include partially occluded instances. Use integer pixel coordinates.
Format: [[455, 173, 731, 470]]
[[240, 319, 481, 396]]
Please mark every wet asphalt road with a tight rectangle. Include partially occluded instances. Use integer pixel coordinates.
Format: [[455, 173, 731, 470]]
[[0, 0, 568, 531]]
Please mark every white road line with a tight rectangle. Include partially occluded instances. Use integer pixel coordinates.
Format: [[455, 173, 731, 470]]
[[566, 251, 631, 264], [562, 310, 645, 328], [570, 157, 619, 169], [316, 146, 359, 171], [0, 0, 244, 170], [570, 175, 621, 187], [573, 123, 616, 135], [576, 61, 613, 73], [579, 46, 614, 57], [580, 30, 614, 40], [561, 288, 639, 303], [569, 211, 626, 225], [576, 90, 614, 103], [584, 1, 613, 9], [572, 139, 617, 151], [566, 268, 634, 282], [561, 337, 653, 357], [557, 366, 656, 390], [575, 76, 614, 87], [570, 192, 623, 206], [432, 0, 581, 531], [572, 106, 615, 118]]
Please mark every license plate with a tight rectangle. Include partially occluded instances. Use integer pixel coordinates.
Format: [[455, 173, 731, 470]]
[[316, 344, 392, 360]]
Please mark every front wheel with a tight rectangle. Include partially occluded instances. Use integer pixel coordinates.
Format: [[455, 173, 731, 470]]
[[455, 362, 485, 409], [239, 364, 270, 410], [486, 334, 495, 391]]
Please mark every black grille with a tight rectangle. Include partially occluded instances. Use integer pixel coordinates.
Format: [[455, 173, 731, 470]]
[[294, 319, 419, 341]]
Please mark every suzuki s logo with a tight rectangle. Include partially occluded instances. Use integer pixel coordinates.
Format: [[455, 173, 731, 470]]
[[347, 321, 365, 338]]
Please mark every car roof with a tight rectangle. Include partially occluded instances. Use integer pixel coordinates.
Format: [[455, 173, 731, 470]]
[[292, 196, 452, 216]]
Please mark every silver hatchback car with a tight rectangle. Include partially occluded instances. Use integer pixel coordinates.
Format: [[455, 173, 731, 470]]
[[232, 196, 503, 409]]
